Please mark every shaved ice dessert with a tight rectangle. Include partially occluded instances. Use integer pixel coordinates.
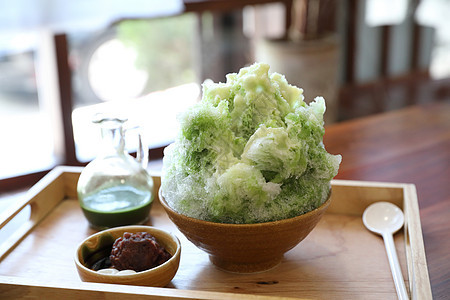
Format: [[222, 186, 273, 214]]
[[161, 62, 341, 224]]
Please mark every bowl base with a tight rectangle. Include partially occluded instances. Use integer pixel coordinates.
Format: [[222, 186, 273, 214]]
[[209, 256, 282, 273]]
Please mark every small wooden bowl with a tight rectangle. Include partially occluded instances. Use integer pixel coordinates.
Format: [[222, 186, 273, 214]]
[[74, 225, 181, 287], [159, 189, 331, 273]]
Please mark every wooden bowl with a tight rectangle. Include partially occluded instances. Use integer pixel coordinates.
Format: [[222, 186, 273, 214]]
[[159, 189, 331, 273], [74, 225, 181, 287]]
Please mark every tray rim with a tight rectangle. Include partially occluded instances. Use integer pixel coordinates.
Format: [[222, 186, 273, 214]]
[[0, 166, 432, 299]]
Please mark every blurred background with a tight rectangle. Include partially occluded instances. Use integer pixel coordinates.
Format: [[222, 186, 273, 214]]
[[0, 0, 449, 189]]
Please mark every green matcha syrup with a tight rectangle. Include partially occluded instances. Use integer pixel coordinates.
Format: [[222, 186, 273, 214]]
[[80, 185, 153, 229]]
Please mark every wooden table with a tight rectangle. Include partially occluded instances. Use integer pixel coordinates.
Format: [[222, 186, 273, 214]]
[[323, 101, 450, 299]]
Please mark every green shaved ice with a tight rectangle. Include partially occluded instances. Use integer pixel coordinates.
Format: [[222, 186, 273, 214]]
[[161, 62, 341, 224]]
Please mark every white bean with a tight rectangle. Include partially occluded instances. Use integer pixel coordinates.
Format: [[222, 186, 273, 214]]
[[117, 270, 137, 275], [97, 268, 118, 275]]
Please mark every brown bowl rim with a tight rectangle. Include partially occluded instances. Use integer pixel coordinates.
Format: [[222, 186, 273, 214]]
[[74, 225, 181, 278], [158, 188, 331, 228]]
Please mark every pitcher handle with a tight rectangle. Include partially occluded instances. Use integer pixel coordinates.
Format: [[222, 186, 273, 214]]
[[136, 131, 149, 169]]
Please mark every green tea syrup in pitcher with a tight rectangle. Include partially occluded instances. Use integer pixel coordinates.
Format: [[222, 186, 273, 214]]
[[77, 116, 154, 229]]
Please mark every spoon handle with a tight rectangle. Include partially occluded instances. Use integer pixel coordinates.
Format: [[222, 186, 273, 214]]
[[383, 233, 409, 300]]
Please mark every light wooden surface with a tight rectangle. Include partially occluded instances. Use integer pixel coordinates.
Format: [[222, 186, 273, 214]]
[[323, 101, 450, 299], [0, 167, 431, 299]]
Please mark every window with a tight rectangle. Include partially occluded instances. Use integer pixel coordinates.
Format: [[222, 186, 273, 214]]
[[0, 13, 203, 186], [69, 15, 200, 162], [0, 40, 60, 180]]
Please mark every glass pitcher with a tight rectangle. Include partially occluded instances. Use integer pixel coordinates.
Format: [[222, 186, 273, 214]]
[[77, 115, 154, 229]]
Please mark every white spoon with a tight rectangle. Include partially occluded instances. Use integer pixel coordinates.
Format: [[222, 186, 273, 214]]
[[363, 202, 408, 300]]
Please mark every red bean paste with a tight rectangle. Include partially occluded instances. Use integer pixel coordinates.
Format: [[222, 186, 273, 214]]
[[110, 232, 171, 272]]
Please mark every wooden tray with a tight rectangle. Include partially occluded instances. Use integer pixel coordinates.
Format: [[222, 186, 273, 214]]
[[0, 166, 431, 299]]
